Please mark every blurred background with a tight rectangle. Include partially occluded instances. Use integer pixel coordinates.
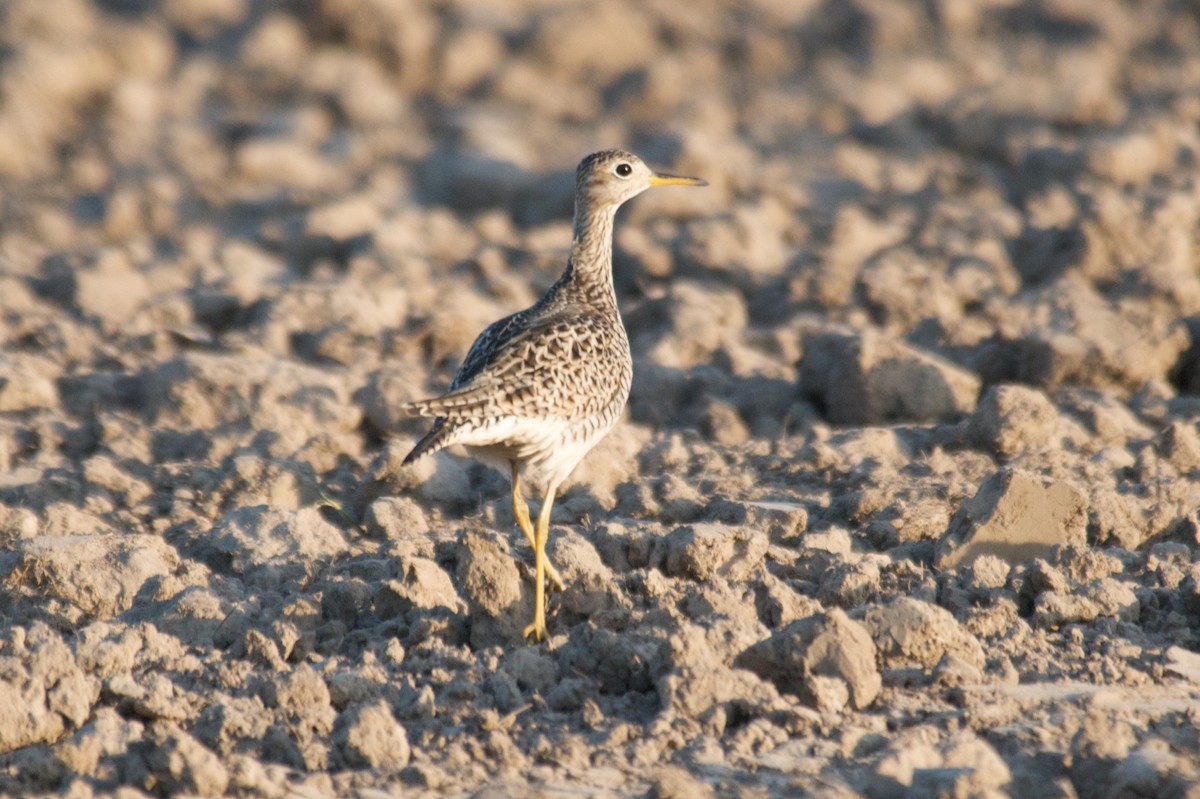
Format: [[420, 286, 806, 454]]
[[1, 0, 1199, 464]]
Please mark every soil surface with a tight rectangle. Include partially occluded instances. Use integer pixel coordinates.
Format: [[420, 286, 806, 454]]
[[2, 0, 1200, 797]]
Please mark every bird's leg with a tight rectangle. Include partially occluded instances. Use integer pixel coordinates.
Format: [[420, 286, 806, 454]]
[[510, 463, 564, 592], [524, 481, 560, 642]]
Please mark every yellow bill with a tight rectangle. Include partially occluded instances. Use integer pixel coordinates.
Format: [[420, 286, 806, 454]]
[[649, 172, 708, 187]]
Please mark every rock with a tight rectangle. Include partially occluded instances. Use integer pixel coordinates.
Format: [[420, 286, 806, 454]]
[[1033, 577, 1139, 627], [322, 580, 372, 626], [336, 699, 411, 770], [639, 281, 748, 370], [816, 204, 912, 307], [962, 555, 1010, 592], [1157, 421, 1200, 474], [356, 368, 421, 435], [237, 628, 287, 669], [264, 663, 334, 733], [698, 397, 751, 445], [236, 137, 337, 191], [657, 662, 779, 719], [139, 353, 362, 457], [547, 529, 626, 620], [0, 506, 40, 544], [863, 597, 985, 670], [205, 506, 348, 584], [194, 698, 272, 757], [931, 654, 984, 687], [306, 194, 382, 242], [1106, 740, 1200, 799], [54, 707, 144, 780], [662, 524, 768, 582], [363, 496, 429, 540], [799, 328, 980, 424], [868, 730, 1011, 799], [1087, 489, 1144, 550], [1165, 646, 1200, 683], [707, 498, 809, 541], [967, 384, 1062, 458], [375, 557, 465, 616], [734, 610, 881, 711], [143, 586, 233, 647], [908, 733, 1012, 798], [818, 559, 883, 608], [0, 354, 58, 411], [438, 27, 506, 94], [1056, 388, 1153, 445], [356, 439, 475, 514], [977, 275, 1190, 391], [415, 147, 534, 213], [805, 674, 852, 715], [754, 575, 822, 629], [936, 469, 1087, 569], [142, 724, 230, 797], [650, 764, 717, 799], [8, 534, 179, 619], [1068, 715, 1138, 799], [456, 531, 531, 648], [220, 454, 319, 510], [555, 625, 664, 695], [82, 454, 154, 507], [503, 646, 559, 694], [533, 1, 658, 84], [1086, 127, 1174, 186], [326, 664, 396, 709], [74, 252, 152, 326], [73, 623, 150, 678], [0, 623, 100, 754], [858, 246, 964, 330]]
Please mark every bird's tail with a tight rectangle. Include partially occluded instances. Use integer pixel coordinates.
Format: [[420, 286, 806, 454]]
[[401, 375, 505, 420], [402, 418, 454, 465]]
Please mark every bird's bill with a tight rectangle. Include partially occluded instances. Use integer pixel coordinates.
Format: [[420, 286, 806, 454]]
[[648, 172, 708, 187]]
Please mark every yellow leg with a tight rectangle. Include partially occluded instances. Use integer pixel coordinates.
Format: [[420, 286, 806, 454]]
[[510, 464, 564, 592], [523, 481, 559, 642]]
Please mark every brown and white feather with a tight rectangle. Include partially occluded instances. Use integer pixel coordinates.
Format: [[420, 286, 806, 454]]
[[402, 150, 683, 490]]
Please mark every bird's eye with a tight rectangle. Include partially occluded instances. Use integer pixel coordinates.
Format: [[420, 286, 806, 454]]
[[614, 162, 632, 178]]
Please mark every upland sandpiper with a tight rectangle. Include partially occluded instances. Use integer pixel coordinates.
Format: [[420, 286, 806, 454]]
[[402, 149, 706, 641]]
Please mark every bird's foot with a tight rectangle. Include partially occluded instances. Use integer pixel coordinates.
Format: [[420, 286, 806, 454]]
[[523, 617, 548, 642]]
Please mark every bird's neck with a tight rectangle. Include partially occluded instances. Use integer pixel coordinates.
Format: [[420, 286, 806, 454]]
[[562, 201, 618, 303]]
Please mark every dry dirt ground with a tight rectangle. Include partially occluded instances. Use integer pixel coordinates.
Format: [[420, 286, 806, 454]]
[[2, 0, 1200, 797]]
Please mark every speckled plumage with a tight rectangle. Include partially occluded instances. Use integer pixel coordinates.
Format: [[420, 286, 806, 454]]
[[402, 149, 706, 640]]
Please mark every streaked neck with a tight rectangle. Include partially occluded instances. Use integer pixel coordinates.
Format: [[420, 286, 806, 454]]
[[564, 199, 617, 293]]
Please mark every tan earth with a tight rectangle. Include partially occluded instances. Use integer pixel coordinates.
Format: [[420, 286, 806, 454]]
[[2, 0, 1200, 796]]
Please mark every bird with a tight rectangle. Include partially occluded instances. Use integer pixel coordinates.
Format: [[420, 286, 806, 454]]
[[401, 149, 707, 641]]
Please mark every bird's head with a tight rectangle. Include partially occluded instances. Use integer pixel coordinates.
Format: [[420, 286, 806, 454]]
[[575, 149, 707, 209]]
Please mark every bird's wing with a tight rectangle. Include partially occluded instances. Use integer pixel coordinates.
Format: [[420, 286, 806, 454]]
[[404, 312, 623, 421], [449, 310, 532, 390]]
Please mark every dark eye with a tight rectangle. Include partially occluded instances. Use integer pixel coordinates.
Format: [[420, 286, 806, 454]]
[[614, 162, 632, 177]]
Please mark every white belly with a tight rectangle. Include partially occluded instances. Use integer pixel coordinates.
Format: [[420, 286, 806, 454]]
[[461, 413, 618, 490]]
